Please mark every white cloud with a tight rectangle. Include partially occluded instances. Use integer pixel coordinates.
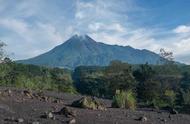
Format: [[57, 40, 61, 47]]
[[0, 18, 68, 59], [173, 25, 190, 33], [0, 18, 29, 35], [88, 22, 125, 33]]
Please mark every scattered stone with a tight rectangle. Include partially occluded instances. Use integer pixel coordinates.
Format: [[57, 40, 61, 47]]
[[32, 121, 40, 124], [115, 122, 119, 124], [68, 118, 76, 124], [170, 108, 178, 114], [36, 91, 44, 97], [52, 105, 58, 111], [41, 112, 54, 119], [48, 112, 54, 119], [71, 97, 106, 110], [32, 108, 37, 112], [161, 119, 167, 122], [54, 99, 63, 104], [57, 107, 76, 117], [5, 89, 12, 96], [4, 117, 15, 122], [168, 114, 172, 119], [41, 96, 48, 102], [139, 116, 148, 122], [23, 90, 33, 98], [5, 117, 24, 123], [53, 116, 56, 120], [54, 99, 59, 103], [16, 118, 24, 123], [7, 89, 12, 94]]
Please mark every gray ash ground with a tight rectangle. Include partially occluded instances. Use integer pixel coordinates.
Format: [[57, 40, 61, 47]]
[[0, 87, 189, 124]]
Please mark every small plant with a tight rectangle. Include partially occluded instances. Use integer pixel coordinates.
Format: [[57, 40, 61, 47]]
[[112, 90, 136, 110]]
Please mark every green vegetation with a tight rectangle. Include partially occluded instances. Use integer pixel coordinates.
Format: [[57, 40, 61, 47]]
[[0, 62, 76, 94], [73, 60, 190, 112], [71, 97, 106, 110], [112, 90, 136, 110], [74, 61, 136, 98], [1, 58, 190, 112]]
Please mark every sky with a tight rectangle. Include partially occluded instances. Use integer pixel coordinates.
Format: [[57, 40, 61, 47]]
[[0, 0, 190, 64]]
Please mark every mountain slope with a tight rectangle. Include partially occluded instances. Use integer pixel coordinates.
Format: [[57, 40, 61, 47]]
[[18, 35, 162, 69]]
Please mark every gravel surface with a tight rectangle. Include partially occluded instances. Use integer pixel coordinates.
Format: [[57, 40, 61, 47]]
[[0, 87, 189, 124]]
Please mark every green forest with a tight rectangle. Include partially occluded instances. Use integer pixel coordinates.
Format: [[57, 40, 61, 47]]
[[0, 60, 190, 112], [0, 62, 76, 94]]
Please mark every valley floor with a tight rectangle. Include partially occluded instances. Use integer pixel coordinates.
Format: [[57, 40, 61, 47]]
[[0, 87, 189, 124]]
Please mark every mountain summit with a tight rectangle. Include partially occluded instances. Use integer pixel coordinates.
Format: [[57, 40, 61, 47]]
[[18, 35, 161, 69]]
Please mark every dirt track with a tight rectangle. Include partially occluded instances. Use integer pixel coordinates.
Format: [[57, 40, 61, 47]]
[[0, 87, 189, 124]]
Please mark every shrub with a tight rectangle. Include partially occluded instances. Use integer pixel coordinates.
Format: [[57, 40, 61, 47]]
[[150, 98, 168, 109], [112, 90, 136, 110], [182, 90, 190, 105], [71, 96, 106, 110], [164, 90, 176, 107]]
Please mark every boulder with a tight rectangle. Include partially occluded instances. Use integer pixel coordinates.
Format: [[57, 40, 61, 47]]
[[68, 118, 76, 124], [57, 107, 76, 117], [16, 118, 24, 123], [71, 97, 106, 110], [41, 112, 54, 119], [170, 108, 178, 114], [139, 116, 148, 122], [23, 90, 33, 98]]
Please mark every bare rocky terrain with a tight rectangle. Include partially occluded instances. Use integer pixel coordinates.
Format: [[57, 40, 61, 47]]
[[0, 87, 190, 124]]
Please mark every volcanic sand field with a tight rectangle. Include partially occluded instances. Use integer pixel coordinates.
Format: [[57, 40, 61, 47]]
[[0, 87, 189, 124]]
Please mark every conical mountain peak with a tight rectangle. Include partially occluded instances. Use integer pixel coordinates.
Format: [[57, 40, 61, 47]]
[[66, 34, 96, 44], [18, 34, 162, 69]]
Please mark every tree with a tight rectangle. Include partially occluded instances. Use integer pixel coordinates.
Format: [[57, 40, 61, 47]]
[[3, 57, 12, 64], [0, 41, 6, 62], [181, 72, 190, 91], [179, 72, 190, 105], [157, 48, 179, 75], [133, 63, 159, 102], [159, 48, 174, 64], [164, 90, 176, 107], [138, 79, 161, 103], [105, 61, 137, 96], [133, 63, 155, 82]]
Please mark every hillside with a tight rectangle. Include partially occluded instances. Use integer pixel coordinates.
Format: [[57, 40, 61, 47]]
[[18, 35, 162, 69]]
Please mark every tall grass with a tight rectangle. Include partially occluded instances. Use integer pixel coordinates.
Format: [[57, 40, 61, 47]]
[[112, 90, 136, 110]]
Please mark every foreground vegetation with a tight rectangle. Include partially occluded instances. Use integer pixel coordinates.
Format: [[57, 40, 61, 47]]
[[0, 59, 190, 111], [73, 61, 190, 112], [1, 59, 190, 112], [0, 62, 76, 94]]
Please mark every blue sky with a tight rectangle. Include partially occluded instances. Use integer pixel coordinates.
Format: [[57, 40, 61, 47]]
[[0, 0, 190, 64]]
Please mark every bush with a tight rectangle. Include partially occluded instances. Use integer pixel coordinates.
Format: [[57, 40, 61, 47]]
[[71, 97, 106, 110], [150, 98, 168, 109], [164, 90, 176, 107], [112, 90, 136, 110], [182, 90, 190, 105]]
